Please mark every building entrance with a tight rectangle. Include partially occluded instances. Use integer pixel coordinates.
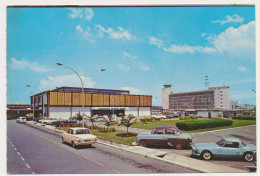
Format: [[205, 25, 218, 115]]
[[91, 109, 125, 117]]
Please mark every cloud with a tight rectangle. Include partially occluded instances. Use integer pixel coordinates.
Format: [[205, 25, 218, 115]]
[[201, 33, 206, 37], [237, 66, 246, 72], [209, 21, 255, 57], [163, 44, 216, 54], [39, 74, 96, 91], [121, 87, 145, 95], [117, 64, 130, 72], [212, 14, 244, 25], [149, 36, 164, 47], [9, 58, 53, 72], [230, 90, 256, 101], [68, 8, 94, 21], [123, 52, 150, 71], [152, 21, 254, 57], [95, 25, 135, 41], [76, 25, 95, 43]]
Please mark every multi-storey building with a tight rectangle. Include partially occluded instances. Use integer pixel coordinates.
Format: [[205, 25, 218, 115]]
[[164, 84, 230, 110], [30, 86, 152, 119]]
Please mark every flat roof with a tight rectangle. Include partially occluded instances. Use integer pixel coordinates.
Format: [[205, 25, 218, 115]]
[[170, 89, 213, 95], [53, 86, 130, 94]]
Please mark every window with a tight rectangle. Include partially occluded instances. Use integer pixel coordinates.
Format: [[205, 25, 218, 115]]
[[154, 129, 164, 134], [223, 141, 239, 148], [165, 129, 175, 134]]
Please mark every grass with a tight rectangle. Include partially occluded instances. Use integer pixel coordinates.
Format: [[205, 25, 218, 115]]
[[131, 119, 256, 133], [56, 119, 256, 145], [57, 127, 137, 145]]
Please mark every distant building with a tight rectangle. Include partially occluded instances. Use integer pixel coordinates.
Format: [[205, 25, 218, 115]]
[[30, 86, 152, 119], [162, 84, 231, 110]]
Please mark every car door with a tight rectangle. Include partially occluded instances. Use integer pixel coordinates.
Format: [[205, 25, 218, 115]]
[[220, 141, 241, 158], [64, 129, 73, 143], [149, 129, 165, 145], [164, 129, 177, 146]]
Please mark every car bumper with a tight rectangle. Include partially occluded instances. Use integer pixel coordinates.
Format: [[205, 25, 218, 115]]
[[75, 140, 97, 146], [192, 149, 201, 156]]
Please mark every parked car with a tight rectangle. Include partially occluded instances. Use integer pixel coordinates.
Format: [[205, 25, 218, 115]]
[[166, 113, 180, 118], [39, 118, 57, 125], [111, 114, 118, 122], [151, 114, 167, 120], [192, 137, 256, 162], [135, 126, 193, 149], [61, 127, 97, 148], [16, 117, 26, 123]]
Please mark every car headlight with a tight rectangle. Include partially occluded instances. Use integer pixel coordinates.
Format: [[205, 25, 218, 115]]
[[76, 138, 82, 143]]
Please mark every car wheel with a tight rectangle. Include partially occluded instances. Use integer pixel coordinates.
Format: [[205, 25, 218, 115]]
[[175, 144, 182, 150], [244, 152, 254, 162], [72, 141, 76, 148], [62, 137, 65, 143], [201, 151, 212, 160], [139, 140, 148, 147]]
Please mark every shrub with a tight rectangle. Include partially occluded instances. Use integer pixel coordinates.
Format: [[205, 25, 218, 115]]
[[232, 116, 256, 120], [176, 119, 233, 131], [140, 118, 153, 123], [179, 116, 198, 120]]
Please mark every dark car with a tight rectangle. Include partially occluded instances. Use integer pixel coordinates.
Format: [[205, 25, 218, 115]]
[[135, 126, 193, 149]]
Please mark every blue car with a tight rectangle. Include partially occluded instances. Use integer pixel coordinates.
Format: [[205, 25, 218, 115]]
[[192, 137, 256, 162]]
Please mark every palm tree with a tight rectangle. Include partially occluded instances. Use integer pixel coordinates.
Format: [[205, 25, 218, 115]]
[[119, 114, 137, 135], [103, 115, 112, 133]]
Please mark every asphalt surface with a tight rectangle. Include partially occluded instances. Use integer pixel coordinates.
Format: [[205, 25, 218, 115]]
[[7, 120, 199, 174]]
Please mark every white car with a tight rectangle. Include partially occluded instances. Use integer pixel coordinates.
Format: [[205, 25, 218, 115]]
[[16, 117, 26, 123], [61, 127, 97, 148], [39, 118, 57, 125]]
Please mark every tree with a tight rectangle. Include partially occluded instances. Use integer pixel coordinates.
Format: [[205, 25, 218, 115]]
[[102, 115, 112, 133], [118, 114, 137, 135], [73, 111, 83, 121], [88, 115, 98, 126]]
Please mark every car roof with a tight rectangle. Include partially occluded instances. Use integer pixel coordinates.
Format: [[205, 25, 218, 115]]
[[155, 126, 180, 131], [222, 137, 241, 143]]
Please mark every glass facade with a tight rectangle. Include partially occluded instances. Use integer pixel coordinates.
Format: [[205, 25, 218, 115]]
[[169, 90, 215, 109]]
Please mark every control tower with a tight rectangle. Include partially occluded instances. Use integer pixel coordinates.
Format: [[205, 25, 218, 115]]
[[162, 83, 173, 110]]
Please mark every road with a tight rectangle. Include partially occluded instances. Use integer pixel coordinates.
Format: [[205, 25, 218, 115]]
[[7, 120, 198, 174]]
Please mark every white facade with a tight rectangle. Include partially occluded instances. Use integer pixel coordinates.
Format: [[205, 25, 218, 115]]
[[209, 86, 230, 109], [162, 83, 173, 110], [48, 106, 150, 119], [125, 107, 151, 117], [197, 111, 221, 118], [49, 107, 91, 120]]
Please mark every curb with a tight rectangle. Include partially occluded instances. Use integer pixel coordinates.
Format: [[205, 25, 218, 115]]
[[25, 121, 249, 173]]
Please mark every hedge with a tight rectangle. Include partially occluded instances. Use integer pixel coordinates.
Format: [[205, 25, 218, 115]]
[[176, 119, 233, 131], [179, 116, 198, 120], [232, 116, 256, 120]]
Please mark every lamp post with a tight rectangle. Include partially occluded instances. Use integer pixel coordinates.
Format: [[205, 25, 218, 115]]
[[27, 85, 48, 118], [56, 63, 105, 127], [31, 92, 35, 120]]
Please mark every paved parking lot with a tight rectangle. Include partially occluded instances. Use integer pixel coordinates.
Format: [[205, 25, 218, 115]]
[[155, 125, 256, 171]]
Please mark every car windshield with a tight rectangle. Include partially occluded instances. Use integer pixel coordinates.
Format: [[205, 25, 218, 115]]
[[216, 139, 226, 146], [75, 129, 90, 134], [242, 142, 247, 146]]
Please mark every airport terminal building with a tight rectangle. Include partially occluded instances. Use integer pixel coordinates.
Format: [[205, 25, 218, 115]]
[[30, 86, 152, 119], [162, 84, 230, 110]]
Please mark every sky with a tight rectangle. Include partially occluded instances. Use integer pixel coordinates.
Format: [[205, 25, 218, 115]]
[[6, 6, 256, 106]]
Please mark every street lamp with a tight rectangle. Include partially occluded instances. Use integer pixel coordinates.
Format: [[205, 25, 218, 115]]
[[56, 63, 105, 127]]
